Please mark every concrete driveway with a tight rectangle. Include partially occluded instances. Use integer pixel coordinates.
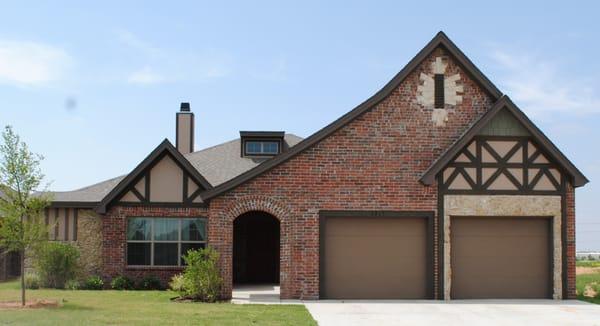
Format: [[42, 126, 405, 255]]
[[304, 300, 600, 326]]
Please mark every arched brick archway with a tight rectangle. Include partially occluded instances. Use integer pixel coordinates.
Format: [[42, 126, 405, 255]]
[[233, 211, 280, 284], [212, 196, 293, 299]]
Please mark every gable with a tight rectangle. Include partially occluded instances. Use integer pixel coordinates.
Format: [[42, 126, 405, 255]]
[[97, 139, 211, 213], [442, 136, 565, 193], [200, 31, 503, 200], [421, 96, 588, 187], [478, 109, 530, 136]]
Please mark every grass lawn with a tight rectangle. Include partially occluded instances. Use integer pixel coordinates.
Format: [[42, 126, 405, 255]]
[[0, 280, 316, 325], [576, 260, 600, 304]]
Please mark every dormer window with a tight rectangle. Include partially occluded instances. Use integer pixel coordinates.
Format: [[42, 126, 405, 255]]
[[246, 140, 279, 155], [240, 131, 285, 157]]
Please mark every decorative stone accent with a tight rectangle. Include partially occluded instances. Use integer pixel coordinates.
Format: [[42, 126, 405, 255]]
[[417, 56, 463, 127], [75, 209, 103, 276], [443, 195, 562, 300], [23, 209, 102, 278]]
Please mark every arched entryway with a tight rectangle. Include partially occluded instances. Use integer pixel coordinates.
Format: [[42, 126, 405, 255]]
[[233, 211, 280, 284]]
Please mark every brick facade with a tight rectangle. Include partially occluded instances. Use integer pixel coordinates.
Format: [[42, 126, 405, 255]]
[[102, 206, 209, 287], [565, 181, 576, 299], [98, 46, 578, 300], [209, 47, 493, 299]]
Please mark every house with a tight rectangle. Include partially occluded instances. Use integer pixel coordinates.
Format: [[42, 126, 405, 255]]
[[46, 32, 588, 300]]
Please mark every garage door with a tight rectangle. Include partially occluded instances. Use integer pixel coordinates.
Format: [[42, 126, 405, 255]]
[[321, 216, 427, 299], [451, 217, 551, 299]]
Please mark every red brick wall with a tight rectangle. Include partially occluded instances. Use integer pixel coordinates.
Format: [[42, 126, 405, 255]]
[[102, 206, 208, 287], [565, 181, 576, 299], [209, 47, 494, 299]]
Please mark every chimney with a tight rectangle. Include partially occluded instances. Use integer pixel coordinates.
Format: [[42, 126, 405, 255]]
[[176, 102, 194, 154]]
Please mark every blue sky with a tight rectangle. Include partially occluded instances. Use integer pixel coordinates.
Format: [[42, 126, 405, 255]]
[[1, 1, 599, 250]]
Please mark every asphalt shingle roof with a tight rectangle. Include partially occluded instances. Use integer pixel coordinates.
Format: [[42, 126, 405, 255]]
[[50, 134, 303, 204]]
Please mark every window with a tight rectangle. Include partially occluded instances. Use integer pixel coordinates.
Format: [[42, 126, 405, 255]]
[[245, 140, 280, 155], [127, 217, 206, 266]]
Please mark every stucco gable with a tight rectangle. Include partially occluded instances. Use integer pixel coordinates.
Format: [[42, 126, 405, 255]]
[[97, 139, 212, 214]]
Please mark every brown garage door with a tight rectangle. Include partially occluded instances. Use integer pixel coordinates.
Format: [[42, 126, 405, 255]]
[[451, 217, 551, 299], [321, 216, 427, 299]]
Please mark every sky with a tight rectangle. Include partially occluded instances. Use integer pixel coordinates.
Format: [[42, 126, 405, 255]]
[[1, 1, 599, 250]]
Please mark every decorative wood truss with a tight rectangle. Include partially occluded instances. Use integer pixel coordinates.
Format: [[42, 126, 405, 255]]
[[118, 151, 206, 205], [96, 139, 212, 213], [441, 136, 564, 194]]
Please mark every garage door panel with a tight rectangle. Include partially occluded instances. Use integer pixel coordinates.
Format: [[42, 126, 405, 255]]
[[451, 217, 551, 299], [321, 216, 427, 299], [452, 238, 548, 257]]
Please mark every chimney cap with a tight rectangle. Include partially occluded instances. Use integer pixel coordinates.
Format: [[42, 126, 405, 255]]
[[180, 102, 191, 112]]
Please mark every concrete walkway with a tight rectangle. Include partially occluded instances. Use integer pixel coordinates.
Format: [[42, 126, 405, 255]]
[[231, 287, 600, 325], [304, 300, 600, 326], [231, 284, 301, 304]]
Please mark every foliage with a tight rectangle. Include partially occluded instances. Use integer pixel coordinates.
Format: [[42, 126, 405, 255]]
[[24, 273, 40, 289], [576, 272, 600, 304], [111, 276, 134, 290], [178, 247, 223, 302], [0, 125, 51, 305], [138, 275, 162, 290], [65, 279, 81, 290], [169, 274, 185, 292], [35, 242, 80, 288], [83, 276, 104, 290]]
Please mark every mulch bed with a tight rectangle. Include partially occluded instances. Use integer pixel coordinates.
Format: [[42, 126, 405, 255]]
[[0, 299, 60, 309]]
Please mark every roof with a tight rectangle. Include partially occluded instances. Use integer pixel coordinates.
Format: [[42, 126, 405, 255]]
[[419, 96, 589, 187], [239, 131, 285, 138], [49, 134, 303, 207], [200, 31, 504, 200]]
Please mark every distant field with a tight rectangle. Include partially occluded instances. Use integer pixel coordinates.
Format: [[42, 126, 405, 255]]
[[576, 260, 600, 268]]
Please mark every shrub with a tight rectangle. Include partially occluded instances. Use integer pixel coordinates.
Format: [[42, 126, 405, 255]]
[[179, 247, 222, 302], [83, 276, 104, 290], [35, 242, 80, 289], [138, 275, 162, 290], [111, 276, 134, 290], [169, 274, 185, 292], [24, 273, 40, 289], [65, 279, 80, 290]]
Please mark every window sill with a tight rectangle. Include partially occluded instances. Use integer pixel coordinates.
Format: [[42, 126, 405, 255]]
[[125, 266, 184, 270]]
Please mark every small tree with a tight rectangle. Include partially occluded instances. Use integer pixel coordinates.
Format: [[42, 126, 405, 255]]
[[179, 247, 222, 302], [0, 126, 50, 306]]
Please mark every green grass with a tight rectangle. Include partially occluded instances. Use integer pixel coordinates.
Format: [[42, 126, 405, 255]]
[[0, 280, 316, 325], [577, 272, 600, 304], [576, 260, 600, 268]]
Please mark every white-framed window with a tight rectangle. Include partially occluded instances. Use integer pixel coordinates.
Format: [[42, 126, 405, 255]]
[[245, 140, 279, 155], [126, 217, 206, 267]]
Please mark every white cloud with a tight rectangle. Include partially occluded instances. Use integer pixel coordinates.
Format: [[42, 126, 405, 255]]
[[116, 30, 233, 84], [490, 49, 600, 116], [0, 40, 72, 86], [127, 66, 165, 85]]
